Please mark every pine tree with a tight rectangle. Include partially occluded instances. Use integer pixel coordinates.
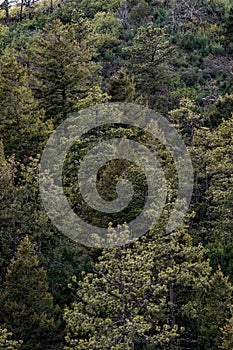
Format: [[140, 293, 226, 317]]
[[0, 51, 51, 160], [0, 140, 14, 206], [126, 23, 173, 77], [31, 19, 103, 125], [0, 140, 16, 286], [0, 148, 94, 307], [107, 68, 135, 102], [0, 236, 63, 350], [64, 226, 179, 349], [191, 115, 233, 281], [197, 268, 233, 349], [205, 93, 233, 128], [63, 224, 213, 349], [88, 10, 122, 51], [168, 97, 201, 145], [221, 308, 233, 350], [129, 0, 151, 25], [125, 22, 176, 111], [0, 24, 9, 54], [224, 5, 233, 49]]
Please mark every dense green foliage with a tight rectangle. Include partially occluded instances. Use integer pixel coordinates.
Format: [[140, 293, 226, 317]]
[[0, 236, 62, 350], [0, 0, 232, 349], [0, 328, 22, 350]]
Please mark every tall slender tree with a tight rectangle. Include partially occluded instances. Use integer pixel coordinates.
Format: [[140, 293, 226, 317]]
[[0, 236, 63, 350], [191, 115, 233, 280], [125, 22, 176, 110], [221, 308, 233, 350], [0, 51, 51, 160], [197, 268, 233, 349], [0, 140, 20, 287]]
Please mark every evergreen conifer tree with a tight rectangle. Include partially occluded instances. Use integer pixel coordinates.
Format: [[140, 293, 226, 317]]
[[125, 22, 176, 110], [0, 236, 63, 350], [197, 268, 233, 349], [191, 115, 233, 280], [31, 19, 104, 125], [107, 68, 135, 102], [0, 140, 17, 285], [221, 308, 233, 350], [64, 225, 215, 349], [0, 52, 51, 160]]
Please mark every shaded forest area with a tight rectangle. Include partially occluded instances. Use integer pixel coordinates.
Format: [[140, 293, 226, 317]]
[[0, 0, 232, 349]]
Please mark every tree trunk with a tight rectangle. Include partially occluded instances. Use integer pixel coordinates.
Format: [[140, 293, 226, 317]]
[[5, 0, 10, 23], [20, 0, 24, 21]]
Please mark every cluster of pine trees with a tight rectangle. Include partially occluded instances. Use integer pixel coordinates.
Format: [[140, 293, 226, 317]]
[[0, 0, 232, 349]]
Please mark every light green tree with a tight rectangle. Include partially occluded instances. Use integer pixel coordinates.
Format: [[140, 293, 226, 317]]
[[63, 224, 213, 349], [168, 97, 201, 144], [88, 11, 122, 50], [0, 328, 22, 350], [0, 51, 51, 159], [221, 308, 233, 350]]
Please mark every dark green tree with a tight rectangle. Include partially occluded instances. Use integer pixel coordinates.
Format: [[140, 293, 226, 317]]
[[0, 235, 63, 350], [0, 51, 51, 160], [204, 93, 233, 128], [224, 5, 233, 50], [191, 115, 233, 281], [0, 140, 16, 286], [107, 68, 135, 102], [0, 150, 94, 306], [197, 268, 233, 349], [168, 97, 201, 144], [125, 22, 176, 111], [129, 0, 151, 25], [0, 24, 9, 54]]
